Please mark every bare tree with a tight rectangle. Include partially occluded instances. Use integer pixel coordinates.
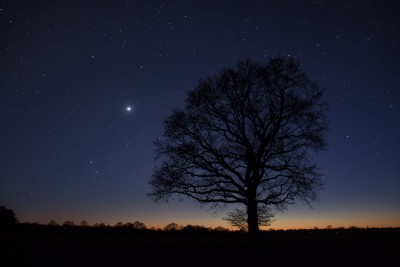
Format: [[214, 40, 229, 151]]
[[148, 57, 328, 235]]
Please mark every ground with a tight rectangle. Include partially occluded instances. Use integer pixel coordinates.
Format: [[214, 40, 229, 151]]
[[1, 225, 398, 266]]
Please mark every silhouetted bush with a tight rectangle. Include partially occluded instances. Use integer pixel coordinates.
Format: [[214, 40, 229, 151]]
[[181, 225, 210, 233], [80, 220, 89, 227], [164, 223, 180, 231], [47, 220, 58, 226], [213, 226, 230, 232], [115, 222, 124, 227], [94, 222, 107, 228], [62, 220, 75, 228], [132, 221, 147, 230]]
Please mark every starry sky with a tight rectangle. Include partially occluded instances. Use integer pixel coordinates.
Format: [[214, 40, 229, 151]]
[[1, 0, 399, 229]]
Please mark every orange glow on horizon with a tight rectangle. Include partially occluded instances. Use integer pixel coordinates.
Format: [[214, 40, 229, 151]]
[[17, 201, 400, 230], [20, 212, 400, 230]]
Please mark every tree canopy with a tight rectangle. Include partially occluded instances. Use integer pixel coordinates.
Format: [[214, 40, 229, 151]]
[[148, 56, 328, 234], [0, 205, 18, 228]]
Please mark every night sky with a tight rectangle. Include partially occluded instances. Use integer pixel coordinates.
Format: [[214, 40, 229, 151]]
[[1, 0, 399, 229]]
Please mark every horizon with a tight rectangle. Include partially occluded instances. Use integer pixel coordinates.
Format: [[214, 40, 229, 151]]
[[10, 203, 400, 231], [11, 216, 400, 231]]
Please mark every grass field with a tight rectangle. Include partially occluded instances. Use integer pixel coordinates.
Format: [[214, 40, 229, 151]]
[[1, 224, 399, 266]]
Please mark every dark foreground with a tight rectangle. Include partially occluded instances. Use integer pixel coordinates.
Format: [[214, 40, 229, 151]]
[[1, 225, 399, 266]]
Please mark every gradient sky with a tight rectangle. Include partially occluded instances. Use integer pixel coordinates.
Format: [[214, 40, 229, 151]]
[[1, 0, 399, 230]]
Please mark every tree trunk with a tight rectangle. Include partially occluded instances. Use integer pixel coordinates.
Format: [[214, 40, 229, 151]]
[[247, 199, 259, 236]]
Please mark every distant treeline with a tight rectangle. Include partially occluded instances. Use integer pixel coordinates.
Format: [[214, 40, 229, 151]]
[[3, 220, 400, 238], [1, 205, 399, 235]]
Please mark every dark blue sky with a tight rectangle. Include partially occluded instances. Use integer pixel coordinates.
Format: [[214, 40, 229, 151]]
[[1, 0, 399, 229]]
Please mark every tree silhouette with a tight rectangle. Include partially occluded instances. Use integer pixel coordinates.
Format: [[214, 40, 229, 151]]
[[223, 206, 274, 231], [132, 221, 146, 230], [0, 205, 18, 228], [164, 222, 180, 231], [115, 222, 124, 227], [181, 225, 210, 232], [62, 220, 75, 227], [47, 220, 58, 226], [148, 57, 328, 235], [213, 226, 230, 232]]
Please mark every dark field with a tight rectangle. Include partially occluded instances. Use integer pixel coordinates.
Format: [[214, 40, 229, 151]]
[[1, 224, 399, 266]]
